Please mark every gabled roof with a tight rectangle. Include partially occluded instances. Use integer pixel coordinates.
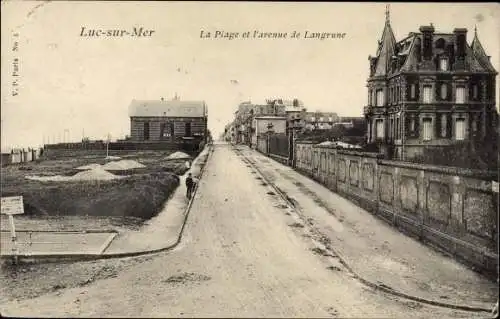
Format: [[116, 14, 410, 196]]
[[129, 99, 207, 117], [373, 18, 397, 77], [471, 28, 497, 73]]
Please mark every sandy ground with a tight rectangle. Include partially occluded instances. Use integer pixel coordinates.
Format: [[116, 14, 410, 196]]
[[235, 146, 498, 310], [0, 144, 490, 318]]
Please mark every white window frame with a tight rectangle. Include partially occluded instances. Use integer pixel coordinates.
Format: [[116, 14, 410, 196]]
[[423, 85, 432, 104], [456, 86, 466, 104], [422, 118, 433, 141], [439, 58, 448, 71], [455, 118, 466, 140], [375, 119, 384, 139]]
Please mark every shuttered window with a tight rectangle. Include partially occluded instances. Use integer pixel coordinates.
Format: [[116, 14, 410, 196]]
[[455, 118, 466, 140], [439, 58, 448, 71], [376, 119, 384, 138], [440, 114, 447, 137], [440, 84, 447, 100], [423, 85, 432, 104], [472, 85, 479, 100], [456, 86, 466, 104], [376, 90, 384, 106], [396, 117, 400, 139], [422, 118, 433, 141]]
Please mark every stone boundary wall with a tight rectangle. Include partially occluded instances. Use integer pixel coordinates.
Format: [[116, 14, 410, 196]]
[[294, 141, 499, 277]]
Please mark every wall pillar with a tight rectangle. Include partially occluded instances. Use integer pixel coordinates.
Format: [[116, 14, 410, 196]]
[[450, 175, 465, 233], [418, 170, 427, 227]]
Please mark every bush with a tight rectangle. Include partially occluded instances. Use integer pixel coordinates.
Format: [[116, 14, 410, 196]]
[[410, 139, 498, 170]]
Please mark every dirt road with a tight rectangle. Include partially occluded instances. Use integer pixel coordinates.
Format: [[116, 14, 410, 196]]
[[0, 144, 487, 318]]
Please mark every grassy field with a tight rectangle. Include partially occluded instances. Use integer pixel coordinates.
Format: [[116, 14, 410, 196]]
[[0, 150, 193, 228]]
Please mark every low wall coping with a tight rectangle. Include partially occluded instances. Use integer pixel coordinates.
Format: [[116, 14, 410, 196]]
[[378, 159, 498, 180]]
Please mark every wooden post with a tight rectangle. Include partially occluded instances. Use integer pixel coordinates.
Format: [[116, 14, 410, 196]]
[[9, 214, 18, 264]]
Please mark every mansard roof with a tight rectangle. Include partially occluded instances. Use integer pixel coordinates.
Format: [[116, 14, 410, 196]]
[[372, 26, 497, 75]]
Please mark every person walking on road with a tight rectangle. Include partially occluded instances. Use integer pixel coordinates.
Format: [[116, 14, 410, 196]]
[[185, 173, 195, 199]]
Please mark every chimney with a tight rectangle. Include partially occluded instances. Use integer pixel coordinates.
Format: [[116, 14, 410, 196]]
[[453, 28, 467, 60], [419, 25, 435, 60]]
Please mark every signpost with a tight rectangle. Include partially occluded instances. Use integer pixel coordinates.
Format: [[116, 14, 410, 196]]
[[1, 196, 24, 263]]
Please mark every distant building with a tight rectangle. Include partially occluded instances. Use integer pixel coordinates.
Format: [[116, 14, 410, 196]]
[[252, 116, 287, 148], [364, 8, 498, 159], [303, 111, 339, 130], [128, 97, 208, 144]]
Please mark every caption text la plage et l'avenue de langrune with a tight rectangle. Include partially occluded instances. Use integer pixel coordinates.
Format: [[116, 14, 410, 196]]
[[200, 30, 347, 40]]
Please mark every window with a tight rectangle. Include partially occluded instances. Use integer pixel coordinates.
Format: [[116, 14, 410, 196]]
[[455, 118, 465, 140], [143, 122, 150, 140], [472, 116, 478, 132], [185, 122, 192, 137], [441, 114, 447, 137], [376, 89, 384, 106], [375, 119, 384, 139], [456, 86, 466, 103], [390, 118, 394, 139], [410, 84, 416, 99], [422, 118, 433, 141], [396, 117, 400, 139], [472, 85, 479, 100], [311, 117, 316, 121], [160, 123, 166, 138], [439, 58, 448, 71], [440, 84, 447, 100], [410, 117, 416, 131], [423, 85, 432, 103]]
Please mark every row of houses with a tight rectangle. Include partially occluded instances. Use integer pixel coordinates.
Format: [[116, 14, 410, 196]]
[[223, 98, 362, 148], [1, 148, 43, 166], [225, 10, 499, 163]]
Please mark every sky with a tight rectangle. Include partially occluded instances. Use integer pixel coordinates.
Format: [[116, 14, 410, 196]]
[[1, 1, 499, 151]]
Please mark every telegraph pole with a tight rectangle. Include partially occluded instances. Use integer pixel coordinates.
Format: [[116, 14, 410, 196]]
[[106, 133, 111, 158]]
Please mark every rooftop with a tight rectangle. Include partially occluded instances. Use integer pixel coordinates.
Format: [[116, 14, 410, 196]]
[[129, 99, 207, 117]]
